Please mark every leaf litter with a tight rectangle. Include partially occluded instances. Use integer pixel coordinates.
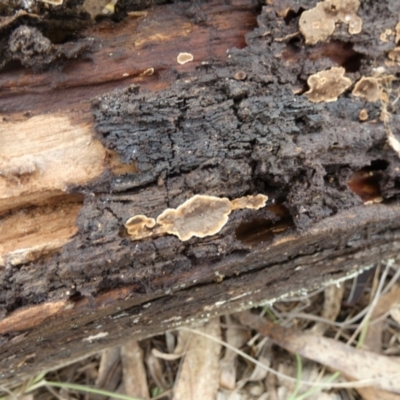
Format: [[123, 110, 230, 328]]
[[4, 262, 400, 400]]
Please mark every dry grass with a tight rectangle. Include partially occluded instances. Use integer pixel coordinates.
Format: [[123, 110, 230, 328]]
[[2, 261, 400, 400]]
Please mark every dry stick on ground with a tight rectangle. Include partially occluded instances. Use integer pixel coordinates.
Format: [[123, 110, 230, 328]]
[[237, 310, 400, 394], [1, 0, 400, 389]]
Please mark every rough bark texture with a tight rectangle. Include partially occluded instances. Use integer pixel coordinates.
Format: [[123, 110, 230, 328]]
[[1, 0, 400, 388]]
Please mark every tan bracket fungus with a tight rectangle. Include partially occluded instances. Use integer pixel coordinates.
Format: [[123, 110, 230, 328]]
[[352, 77, 381, 102], [125, 215, 156, 238], [358, 109, 368, 121], [304, 66, 352, 103], [177, 53, 194, 65], [157, 195, 232, 241], [352, 74, 396, 104], [299, 0, 362, 45], [385, 21, 400, 66], [125, 194, 268, 242], [396, 21, 400, 44], [230, 194, 268, 210], [388, 47, 400, 65], [40, 0, 64, 4]]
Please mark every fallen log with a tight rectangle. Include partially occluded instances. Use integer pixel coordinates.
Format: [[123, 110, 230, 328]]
[[1, 0, 400, 388]]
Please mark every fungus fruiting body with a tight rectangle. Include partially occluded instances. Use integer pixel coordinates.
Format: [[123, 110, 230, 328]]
[[358, 109, 368, 121], [336, 0, 362, 35], [157, 195, 232, 241], [101, 0, 118, 15], [140, 68, 154, 76], [125, 215, 156, 240], [352, 77, 381, 102], [396, 21, 400, 44], [299, 2, 335, 45], [234, 71, 247, 81], [388, 47, 400, 64], [380, 29, 394, 43], [299, 0, 362, 45], [305, 67, 352, 103], [40, 0, 63, 4], [125, 194, 268, 242], [231, 194, 268, 210], [177, 53, 194, 65]]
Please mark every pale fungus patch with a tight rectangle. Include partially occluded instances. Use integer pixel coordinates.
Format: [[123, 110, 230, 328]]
[[334, 0, 363, 35], [388, 47, 400, 64], [395, 21, 400, 44], [304, 67, 352, 103], [126, 194, 269, 242], [380, 29, 394, 43], [125, 215, 156, 240], [352, 77, 381, 102], [231, 194, 268, 210], [102, 0, 118, 15], [39, 0, 63, 5], [83, 0, 114, 18], [177, 52, 194, 65], [140, 68, 154, 76], [157, 195, 232, 241], [299, 0, 362, 45], [299, 2, 335, 45], [234, 71, 247, 81], [358, 109, 368, 121]]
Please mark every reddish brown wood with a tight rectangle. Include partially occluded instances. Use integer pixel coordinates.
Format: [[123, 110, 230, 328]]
[[0, 0, 259, 114]]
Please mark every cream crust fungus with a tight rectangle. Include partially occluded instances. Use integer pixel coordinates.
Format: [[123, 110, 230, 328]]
[[177, 52, 194, 65], [352, 77, 381, 102], [125, 215, 156, 239], [157, 195, 232, 241], [396, 21, 400, 44], [305, 67, 352, 103], [125, 194, 268, 242], [299, 0, 362, 45], [388, 48, 400, 64], [230, 194, 268, 210]]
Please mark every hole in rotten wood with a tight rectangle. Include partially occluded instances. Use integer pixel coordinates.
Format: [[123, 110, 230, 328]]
[[283, 8, 304, 25], [0, 59, 24, 74], [282, 40, 363, 72], [369, 159, 389, 171], [68, 291, 85, 303], [347, 160, 389, 203], [45, 26, 84, 45], [235, 204, 294, 246]]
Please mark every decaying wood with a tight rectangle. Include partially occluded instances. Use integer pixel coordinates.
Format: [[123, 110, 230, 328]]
[[1, 0, 400, 388]]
